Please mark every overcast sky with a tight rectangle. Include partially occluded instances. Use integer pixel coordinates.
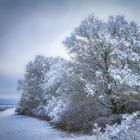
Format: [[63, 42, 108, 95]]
[[0, 0, 140, 100]]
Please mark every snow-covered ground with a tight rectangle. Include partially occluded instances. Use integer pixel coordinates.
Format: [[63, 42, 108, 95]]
[[0, 108, 95, 140], [1, 108, 140, 140], [0, 105, 16, 112]]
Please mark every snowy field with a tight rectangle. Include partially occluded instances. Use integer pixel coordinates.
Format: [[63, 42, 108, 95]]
[[0, 105, 16, 112], [1, 108, 140, 140], [0, 108, 95, 140]]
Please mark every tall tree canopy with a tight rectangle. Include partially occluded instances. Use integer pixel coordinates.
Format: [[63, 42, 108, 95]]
[[64, 15, 140, 113]]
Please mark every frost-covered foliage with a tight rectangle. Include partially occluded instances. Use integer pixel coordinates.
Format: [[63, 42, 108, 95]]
[[64, 15, 140, 113], [66, 112, 140, 140], [17, 55, 48, 113], [17, 15, 140, 134], [17, 56, 75, 120], [92, 112, 140, 140]]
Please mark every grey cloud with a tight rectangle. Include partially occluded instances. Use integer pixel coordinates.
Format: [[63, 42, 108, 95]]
[[0, 0, 140, 100]]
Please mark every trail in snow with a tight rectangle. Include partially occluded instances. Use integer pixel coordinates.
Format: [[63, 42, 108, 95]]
[[0, 108, 65, 140], [0, 108, 95, 140]]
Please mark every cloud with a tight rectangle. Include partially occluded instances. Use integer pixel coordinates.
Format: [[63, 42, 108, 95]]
[[0, 0, 140, 99]]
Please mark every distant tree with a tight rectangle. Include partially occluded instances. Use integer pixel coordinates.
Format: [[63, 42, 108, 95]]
[[17, 55, 79, 119], [64, 15, 140, 114], [17, 55, 49, 112], [42, 57, 87, 121]]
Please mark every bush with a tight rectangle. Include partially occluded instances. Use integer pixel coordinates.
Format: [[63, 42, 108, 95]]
[[55, 102, 108, 132]]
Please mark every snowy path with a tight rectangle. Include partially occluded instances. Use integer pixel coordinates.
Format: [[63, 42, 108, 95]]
[[0, 108, 94, 140], [0, 108, 66, 140]]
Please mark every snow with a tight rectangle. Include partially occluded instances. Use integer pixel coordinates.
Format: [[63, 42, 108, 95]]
[[1, 107, 140, 140], [0, 108, 64, 140], [0, 108, 96, 140]]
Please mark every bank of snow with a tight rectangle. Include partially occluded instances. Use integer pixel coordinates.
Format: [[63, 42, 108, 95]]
[[1, 108, 140, 140], [0, 108, 66, 140], [0, 108, 97, 140]]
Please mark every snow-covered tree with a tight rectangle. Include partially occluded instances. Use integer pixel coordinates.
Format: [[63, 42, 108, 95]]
[[17, 55, 79, 120], [17, 55, 49, 113], [64, 15, 140, 114], [41, 57, 73, 121]]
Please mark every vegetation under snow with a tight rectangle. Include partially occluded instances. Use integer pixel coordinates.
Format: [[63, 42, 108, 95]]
[[17, 15, 140, 139]]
